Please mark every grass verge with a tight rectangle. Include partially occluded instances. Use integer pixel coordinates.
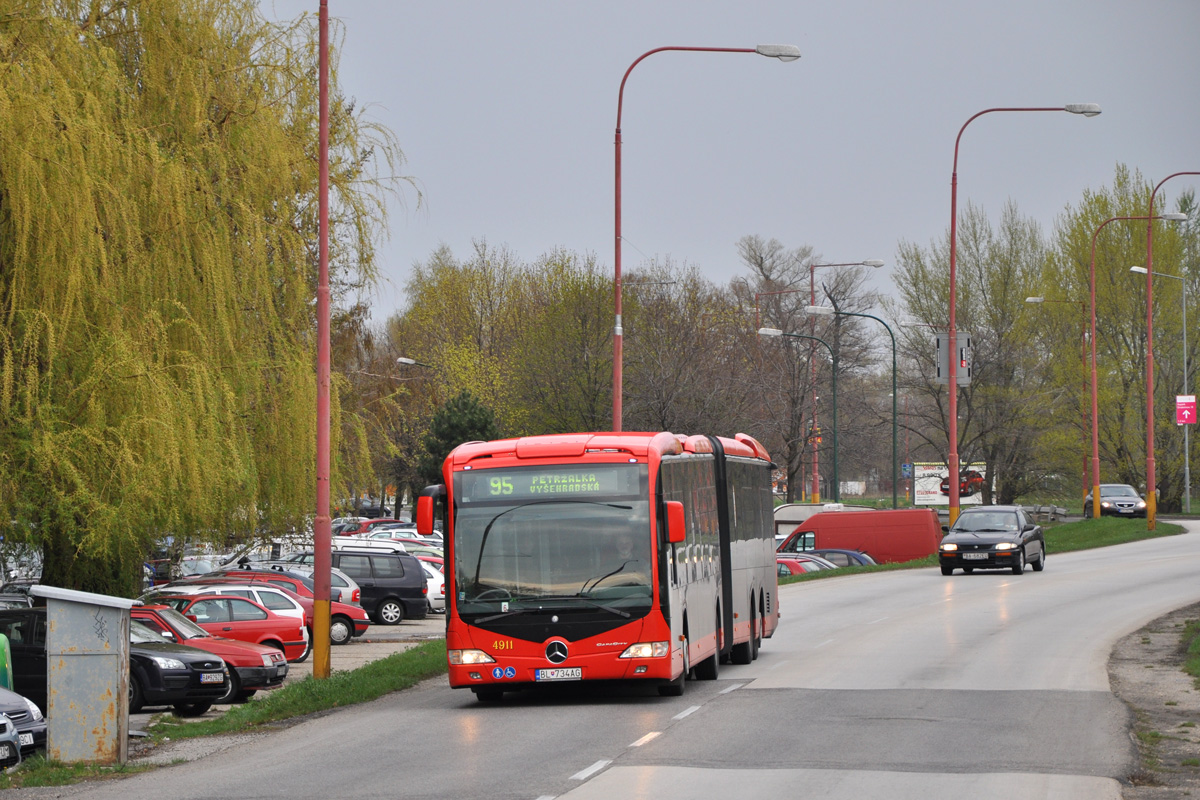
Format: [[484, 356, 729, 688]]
[[0, 639, 448, 789], [1183, 619, 1200, 687], [780, 516, 1184, 585]]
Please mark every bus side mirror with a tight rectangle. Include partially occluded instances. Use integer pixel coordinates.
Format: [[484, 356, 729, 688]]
[[666, 501, 686, 544], [415, 485, 446, 537]]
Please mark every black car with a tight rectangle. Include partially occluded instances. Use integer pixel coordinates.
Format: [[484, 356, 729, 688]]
[[0, 685, 46, 762], [286, 549, 428, 624], [939, 505, 1046, 576], [1083, 483, 1148, 518], [0, 608, 228, 717]]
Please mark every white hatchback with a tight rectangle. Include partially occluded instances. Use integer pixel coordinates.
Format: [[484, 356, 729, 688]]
[[421, 561, 445, 613]]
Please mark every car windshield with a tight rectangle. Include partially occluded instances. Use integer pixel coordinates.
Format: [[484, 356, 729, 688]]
[[1101, 485, 1140, 498], [452, 464, 652, 616], [952, 511, 1019, 533], [155, 607, 211, 639], [130, 619, 167, 643]]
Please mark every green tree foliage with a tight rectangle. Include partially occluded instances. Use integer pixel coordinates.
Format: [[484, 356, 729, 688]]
[[417, 391, 500, 484], [1042, 166, 1193, 509], [890, 202, 1057, 504], [0, 1, 402, 594]]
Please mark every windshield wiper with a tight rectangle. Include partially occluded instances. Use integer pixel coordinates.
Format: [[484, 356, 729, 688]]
[[472, 595, 631, 623], [534, 594, 631, 619]]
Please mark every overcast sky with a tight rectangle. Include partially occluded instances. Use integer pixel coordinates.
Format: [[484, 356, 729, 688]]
[[260, 0, 1200, 322]]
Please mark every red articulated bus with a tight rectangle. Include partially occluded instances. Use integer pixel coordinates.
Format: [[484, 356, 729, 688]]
[[415, 431, 779, 701]]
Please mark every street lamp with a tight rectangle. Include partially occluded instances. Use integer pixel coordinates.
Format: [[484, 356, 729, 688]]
[[1144, 172, 1199, 529], [804, 305, 898, 508], [946, 103, 1101, 525], [758, 326, 840, 501], [612, 43, 802, 432], [1025, 296, 1089, 503], [397, 357, 434, 369], [1086, 213, 1186, 519], [1131, 264, 1190, 513]]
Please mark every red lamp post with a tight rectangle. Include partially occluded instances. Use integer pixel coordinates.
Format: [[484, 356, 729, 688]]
[[313, 0, 332, 679], [612, 44, 801, 431], [1144, 172, 1199, 529], [1086, 213, 1186, 519], [947, 104, 1100, 525]]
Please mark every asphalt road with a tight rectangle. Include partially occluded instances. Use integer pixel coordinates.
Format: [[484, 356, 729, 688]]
[[29, 524, 1200, 800]]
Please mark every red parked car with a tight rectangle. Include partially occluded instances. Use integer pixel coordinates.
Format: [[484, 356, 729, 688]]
[[152, 593, 309, 662], [166, 572, 370, 645], [338, 518, 408, 536], [132, 604, 288, 703]]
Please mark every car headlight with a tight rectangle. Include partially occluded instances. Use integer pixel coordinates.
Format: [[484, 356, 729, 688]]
[[992, 542, 1017, 550], [23, 697, 43, 722], [448, 649, 495, 665], [619, 642, 670, 659], [1136, 500, 1147, 509], [151, 656, 186, 670], [1100, 501, 1112, 508], [940, 543, 958, 551], [261, 654, 275, 667]]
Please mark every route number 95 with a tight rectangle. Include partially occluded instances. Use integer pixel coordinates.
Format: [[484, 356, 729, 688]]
[[489, 477, 514, 496]]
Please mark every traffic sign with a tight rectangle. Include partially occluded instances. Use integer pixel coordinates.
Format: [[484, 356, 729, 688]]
[[1177, 395, 1196, 425]]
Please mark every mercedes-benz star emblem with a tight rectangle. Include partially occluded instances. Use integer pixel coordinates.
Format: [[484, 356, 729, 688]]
[[545, 640, 569, 664]]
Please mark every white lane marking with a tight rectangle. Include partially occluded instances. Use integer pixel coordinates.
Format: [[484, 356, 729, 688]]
[[867, 616, 890, 624], [673, 705, 701, 720], [570, 760, 611, 781], [534, 796, 557, 800], [719, 682, 744, 694], [629, 731, 661, 747], [813, 639, 833, 648], [768, 659, 789, 670]]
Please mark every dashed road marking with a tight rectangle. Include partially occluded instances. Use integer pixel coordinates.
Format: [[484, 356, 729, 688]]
[[629, 731, 661, 747], [672, 705, 701, 720], [570, 760, 611, 781], [719, 682, 744, 694]]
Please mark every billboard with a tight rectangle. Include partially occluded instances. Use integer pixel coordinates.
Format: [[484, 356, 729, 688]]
[[913, 462, 988, 506]]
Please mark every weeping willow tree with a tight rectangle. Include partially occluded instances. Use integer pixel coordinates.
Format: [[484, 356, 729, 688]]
[[0, 1, 402, 595]]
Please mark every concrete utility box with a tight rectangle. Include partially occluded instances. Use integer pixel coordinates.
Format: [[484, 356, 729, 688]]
[[30, 586, 135, 764]]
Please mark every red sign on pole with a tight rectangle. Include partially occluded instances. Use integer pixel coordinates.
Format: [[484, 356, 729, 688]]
[[1177, 395, 1196, 425]]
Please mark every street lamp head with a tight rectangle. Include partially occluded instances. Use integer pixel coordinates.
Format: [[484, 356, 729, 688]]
[[396, 357, 417, 365], [804, 305, 835, 316], [757, 327, 784, 338], [862, 260, 885, 268], [1064, 103, 1102, 117], [755, 44, 801, 62], [1161, 212, 1188, 222], [1025, 296, 1046, 303], [1130, 266, 1148, 275]]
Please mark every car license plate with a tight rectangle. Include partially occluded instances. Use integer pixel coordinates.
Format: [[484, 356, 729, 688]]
[[18, 733, 32, 746], [962, 552, 988, 560], [200, 672, 224, 684], [535, 667, 582, 681], [0, 743, 10, 759]]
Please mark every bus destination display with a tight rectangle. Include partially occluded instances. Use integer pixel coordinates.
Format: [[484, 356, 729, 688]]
[[460, 465, 638, 502]]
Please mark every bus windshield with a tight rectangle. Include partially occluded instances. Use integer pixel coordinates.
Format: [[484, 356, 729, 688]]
[[452, 464, 652, 616]]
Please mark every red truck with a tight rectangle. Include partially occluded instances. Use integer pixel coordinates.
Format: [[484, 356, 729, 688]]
[[776, 508, 941, 564]]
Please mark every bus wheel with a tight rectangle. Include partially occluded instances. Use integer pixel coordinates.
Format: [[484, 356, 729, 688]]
[[658, 638, 688, 697], [696, 618, 720, 681], [472, 686, 504, 702], [749, 608, 760, 661], [731, 602, 754, 665]]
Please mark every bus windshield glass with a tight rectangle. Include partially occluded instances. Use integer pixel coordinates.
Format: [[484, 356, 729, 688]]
[[452, 464, 652, 617]]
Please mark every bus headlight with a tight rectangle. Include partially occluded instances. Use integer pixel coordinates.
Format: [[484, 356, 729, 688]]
[[619, 642, 670, 659], [448, 649, 495, 665]]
